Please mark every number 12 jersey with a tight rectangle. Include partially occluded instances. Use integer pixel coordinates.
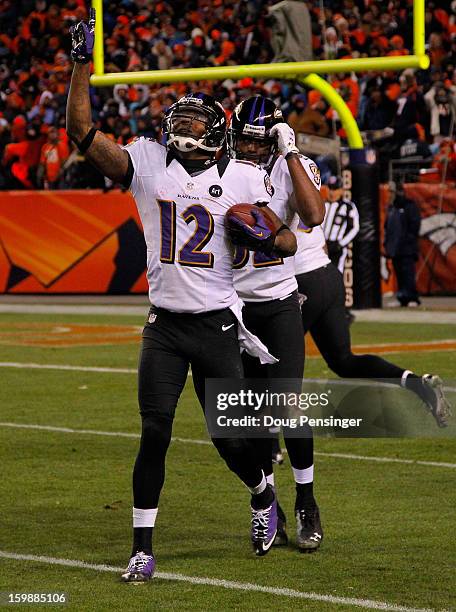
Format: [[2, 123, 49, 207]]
[[125, 138, 272, 313]]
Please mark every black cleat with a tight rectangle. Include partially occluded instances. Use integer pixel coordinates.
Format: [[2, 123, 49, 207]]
[[250, 485, 278, 556], [273, 499, 288, 546], [295, 500, 323, 553], [422, 375, 452, 427]]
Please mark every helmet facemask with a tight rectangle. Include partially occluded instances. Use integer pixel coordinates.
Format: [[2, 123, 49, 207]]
[[228, 96, 282, 168], [228, 129, 277, 168], [163, 100, 226, 155]]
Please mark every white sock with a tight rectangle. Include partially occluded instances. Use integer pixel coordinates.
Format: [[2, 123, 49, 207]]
[[133, 507, 158, 528], [401, 370, 413, 388], [248, 472, 266, 495], [266, 473, 275, 488], [292, 465, 314, 484]]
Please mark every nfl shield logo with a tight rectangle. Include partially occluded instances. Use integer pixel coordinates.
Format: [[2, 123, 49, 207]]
[[148, 313, 157, 324]]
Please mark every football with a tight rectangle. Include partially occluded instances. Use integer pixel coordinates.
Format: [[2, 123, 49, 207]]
[[225, 203, 278, 235]]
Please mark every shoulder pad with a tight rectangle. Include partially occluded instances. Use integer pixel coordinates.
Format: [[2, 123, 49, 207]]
[[144, 138, 166, 151], [123, 136, 141, 148]]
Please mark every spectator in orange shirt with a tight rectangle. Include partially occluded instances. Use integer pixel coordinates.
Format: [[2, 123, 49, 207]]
[[2, 126, 45, 189], [37, 127, 69, 189], [428, 33, 446, 68], [288, 94, 329, 137], [388, 35, 409, 57], [213, 34, 236, 66]]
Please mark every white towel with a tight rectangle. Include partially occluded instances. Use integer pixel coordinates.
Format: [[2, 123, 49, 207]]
[[229, 298, 279, 365]]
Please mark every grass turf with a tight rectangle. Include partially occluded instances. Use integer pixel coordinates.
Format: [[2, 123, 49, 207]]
[[0, 313, 455, 611]]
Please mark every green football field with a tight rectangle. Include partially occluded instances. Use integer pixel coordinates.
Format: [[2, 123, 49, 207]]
[[0, 312, 455, 611]]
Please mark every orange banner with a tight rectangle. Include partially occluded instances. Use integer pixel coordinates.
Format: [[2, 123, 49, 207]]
[[379, 183, 456, 296], [1, 186, 454, 296], [0, 190, 148, 293]]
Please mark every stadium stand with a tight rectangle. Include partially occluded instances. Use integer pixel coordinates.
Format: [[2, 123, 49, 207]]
[[0, 0, 455, 189]]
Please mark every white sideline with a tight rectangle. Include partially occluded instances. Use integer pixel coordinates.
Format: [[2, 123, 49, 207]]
[[0, 551, 434, 612], [1, 422, 455, 469]]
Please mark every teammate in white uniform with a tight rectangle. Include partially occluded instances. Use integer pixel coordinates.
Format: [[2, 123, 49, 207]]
[[228, 96, 325, 552], [66, 13, 295, 581], [295, 202, 451, 429], [295, 223, 330, 276]]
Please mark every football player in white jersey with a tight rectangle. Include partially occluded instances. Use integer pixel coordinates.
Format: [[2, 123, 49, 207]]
[[228, 96, 326, 552], [295, 217, 452, 428], [66, 13, 295, 581]]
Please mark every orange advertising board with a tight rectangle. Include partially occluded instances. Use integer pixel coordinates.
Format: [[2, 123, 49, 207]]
[[0, 190, 148, 293], [1, 186, 454, 296]]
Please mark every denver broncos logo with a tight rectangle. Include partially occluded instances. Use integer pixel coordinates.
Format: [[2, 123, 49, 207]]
[[420, 213, 456, 256]]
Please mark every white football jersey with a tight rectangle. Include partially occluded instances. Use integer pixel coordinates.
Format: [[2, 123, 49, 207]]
[[294, 221, 330, 275], [234, 154, 321, 301], [125, 138, 272, 312]]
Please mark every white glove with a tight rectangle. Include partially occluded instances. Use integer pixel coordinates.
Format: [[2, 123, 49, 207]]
[[270, 123, 299, 157]]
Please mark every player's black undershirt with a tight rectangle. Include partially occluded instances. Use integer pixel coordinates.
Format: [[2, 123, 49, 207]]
[[175, 156, 217, 176]]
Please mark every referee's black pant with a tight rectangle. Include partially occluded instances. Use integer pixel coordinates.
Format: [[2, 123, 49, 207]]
[[134, 306, 264, 509], [296, 263, 405, 379]]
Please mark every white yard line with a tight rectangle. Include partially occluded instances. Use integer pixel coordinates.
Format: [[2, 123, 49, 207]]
[[312, 451, 456, 469], [0, 551, 434, 612], [1, 363, 456, 394], [0, 422, 455, 469], [0, 361, 137, 373]]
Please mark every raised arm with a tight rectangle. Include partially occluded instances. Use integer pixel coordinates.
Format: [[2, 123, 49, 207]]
[[270, 123, 325, 227], [66, 9, 130, 184]]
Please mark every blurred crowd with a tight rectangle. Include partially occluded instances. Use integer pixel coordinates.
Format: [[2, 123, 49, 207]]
[[0, 0, 456, 190]]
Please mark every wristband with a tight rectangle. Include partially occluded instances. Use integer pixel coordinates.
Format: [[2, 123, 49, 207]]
[[75, 127, 98, 154], [285, 151, 299, 161], [276, 224, 289, 235]]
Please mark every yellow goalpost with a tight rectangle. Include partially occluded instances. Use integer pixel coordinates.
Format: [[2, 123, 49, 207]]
[[90, 0, 429, 149]]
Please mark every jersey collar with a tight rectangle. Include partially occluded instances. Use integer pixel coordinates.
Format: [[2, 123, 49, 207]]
[[166, 150, 230, 179], [266, 154, 280, 176], [216, 154, 230, 178]]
